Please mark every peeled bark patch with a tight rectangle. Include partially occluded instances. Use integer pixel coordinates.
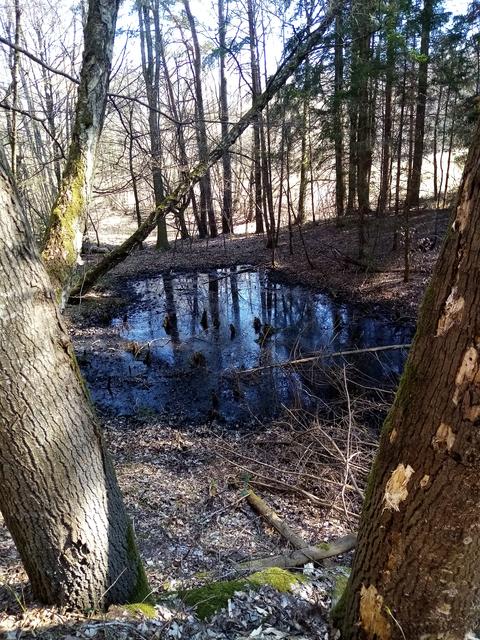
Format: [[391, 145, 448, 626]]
[[453, 346, 480, 405], [436, 290, 464, 336], [420, 474, 430, 488], [383, 464, 414, 511], [432, 423, 455, 452], [359, 584, 391, 639]]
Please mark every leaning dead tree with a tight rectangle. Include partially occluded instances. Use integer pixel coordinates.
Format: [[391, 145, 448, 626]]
[[41, 0, 120, 305], [70, 3, 337, 298]]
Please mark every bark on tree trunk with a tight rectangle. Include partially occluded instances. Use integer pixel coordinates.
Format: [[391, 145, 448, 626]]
[[9, 0, 21, 177], [338, 119, 480, 639], [138, 0, 170, 252], [377, 10, 396, 216], [247, 0, 264, 235], [405, 0, 434, 209], [42, 0, 120, 303], [218, 0, 233, 234], [442, 93, 457, 209], [334, 10, 345, 218], [183, 0, 218, 238], [297, 93, 309, 224], [159, 32, 194, 239], [0, 147, 149, 611], [352, 0, 373, 258], [433, 85, 443, 204]]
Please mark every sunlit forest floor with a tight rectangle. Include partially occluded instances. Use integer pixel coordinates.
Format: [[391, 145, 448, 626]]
[[0, 209, 450, 639], [82, 207, 450, 318]]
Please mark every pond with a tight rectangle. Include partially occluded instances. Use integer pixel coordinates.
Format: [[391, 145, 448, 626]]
[[78, 266, 414, 423]]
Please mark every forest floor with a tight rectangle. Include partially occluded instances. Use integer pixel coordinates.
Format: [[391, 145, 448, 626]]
[[79, 207, 450, 320], [0, 209, 449, 639]]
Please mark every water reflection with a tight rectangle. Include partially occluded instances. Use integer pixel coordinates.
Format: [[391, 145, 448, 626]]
[[79, 267, 413, 422]]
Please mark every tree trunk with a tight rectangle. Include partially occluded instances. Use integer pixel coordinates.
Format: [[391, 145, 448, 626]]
[[432, 85, 443, 204], [0, 147, 148, 611], [347, 101, 357, 216], [334, 10, 345, 218], [297, 93, 309, 224], [351, 0, 373, 257], [260, 8, 277, 248], [9, 0, 21, 177], [218, 0, 233, 234], [159, 32, 195, 239], [442, 93, 457, 209], [393, 57, 407, 252], [247, 0, 264, 235], [437, 86, 450, 209], [42, 0, 120, 303], [127, 107, 142, 231], [377, 8, 396, 216], [405, 0, 434, 209], [183, 0, 218, 238], [338, 119, 480, 639], [138, 0, 169, 251]]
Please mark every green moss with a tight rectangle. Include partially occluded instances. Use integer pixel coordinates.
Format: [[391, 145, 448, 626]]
[[331, 572, 349, 609], [179, 568, 306, 620], [361, 452, 381, 514], [388, 357, 417, 414], [248, 567, 307, 592], [330, 586, 348, 630], [123, 602, 157, 618], [43, 158, 87, 287], [318, 542, 331, 551], [414, 279, 436, 339], [329, 567, 351, 630], [194, 571, 210, 579], [68, 342, 92, 403], [179, 578, 246, 619], [126, 522, 154, 604]]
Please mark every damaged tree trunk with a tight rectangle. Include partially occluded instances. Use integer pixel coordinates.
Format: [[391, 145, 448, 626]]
[[42, 0, 120, 305], [337, 119, 480, 639], [0, 147, 149, 610], [69, 4, 336, 299]]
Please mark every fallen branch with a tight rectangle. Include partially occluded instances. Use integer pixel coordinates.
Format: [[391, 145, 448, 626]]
[[243, 488, 308, 550], [222, 455, 356, 516], [234, 533, 357, 572], [69, 4, 337, 299], [234, 343, 412, 376]]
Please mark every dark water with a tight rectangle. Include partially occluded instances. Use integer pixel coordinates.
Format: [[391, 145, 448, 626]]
[[78, 267, 413, 423]]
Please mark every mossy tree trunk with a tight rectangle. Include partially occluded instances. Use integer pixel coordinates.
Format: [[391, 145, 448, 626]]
[[0, 147, 149, 610], [42, 0, 120, 305], [338, 118, 480, 639]]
